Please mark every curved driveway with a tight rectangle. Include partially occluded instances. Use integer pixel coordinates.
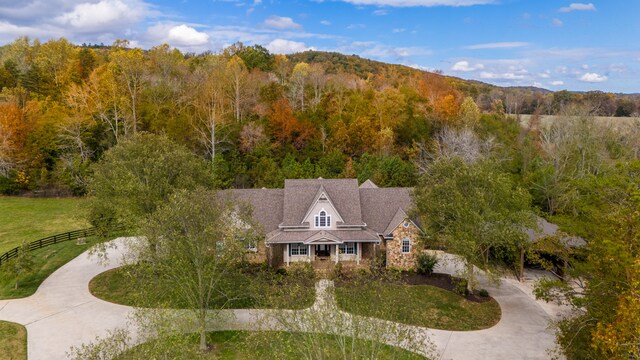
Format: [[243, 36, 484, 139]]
[[0, 238, 557, 360]]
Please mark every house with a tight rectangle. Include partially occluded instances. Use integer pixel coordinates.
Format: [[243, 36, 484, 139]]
[[222, 178, 421, 270]]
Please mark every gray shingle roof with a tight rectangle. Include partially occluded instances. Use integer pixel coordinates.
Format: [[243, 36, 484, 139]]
[[267, 229, 380, 244], [282, 179, 363, 226], [359, 179, 378, 188], [219, 189, 284, 232], [222, 179, 418, 244], [359, 187, 413, 234], [383, 208, 410, 236], [527, 217, 587, 248]]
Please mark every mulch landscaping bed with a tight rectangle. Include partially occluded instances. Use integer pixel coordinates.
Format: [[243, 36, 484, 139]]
[[399, 272, 493, 303]]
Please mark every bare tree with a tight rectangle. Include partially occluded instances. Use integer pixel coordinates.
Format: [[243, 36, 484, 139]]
[[190, 56, 229, 163], [415, 127, 494, 173]]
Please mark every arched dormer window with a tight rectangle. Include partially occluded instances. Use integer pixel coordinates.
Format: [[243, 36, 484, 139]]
[[314, 209, 331, 228]]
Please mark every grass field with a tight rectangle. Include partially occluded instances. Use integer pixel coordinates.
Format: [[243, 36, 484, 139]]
[[336, 283, 501, 331], [0, 196, 88, 254], [0, 321, 27, 360], [0, 237, 97, 299], [120, 331, 426, 359], [90, 265, 316, 310], [516, 114, 639, 129]]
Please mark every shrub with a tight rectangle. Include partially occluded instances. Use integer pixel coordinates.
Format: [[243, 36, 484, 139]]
[[453, 278, 469, 297], [415, 253, 438, 275], [0, 175, 19, 195], [369, 250, 386, 276], [288, 262, 315, 280], [478, 288, 489, 298], [332, 262, 344, 280]]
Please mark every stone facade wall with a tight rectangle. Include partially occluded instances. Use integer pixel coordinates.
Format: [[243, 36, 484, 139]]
[[386, 221, 420, 270]]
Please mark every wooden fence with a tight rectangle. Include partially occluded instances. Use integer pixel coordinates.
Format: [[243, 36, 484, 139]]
[[0, 228, 96, 266]]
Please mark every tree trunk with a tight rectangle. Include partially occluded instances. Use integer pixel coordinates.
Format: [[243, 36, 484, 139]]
[[519, 247, 525, 281], [466, 262, 475, 292], [199, 327, 207, 352]]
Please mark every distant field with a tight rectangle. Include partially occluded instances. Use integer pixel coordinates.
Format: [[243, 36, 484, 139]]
[[515, 114, 639, 129], [0, 197, 88, 254]]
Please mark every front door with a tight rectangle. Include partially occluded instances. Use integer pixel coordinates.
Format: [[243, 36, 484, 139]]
[[316, 244, 330, 257]]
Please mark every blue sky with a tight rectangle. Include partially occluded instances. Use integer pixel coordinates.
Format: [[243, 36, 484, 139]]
[[1, 0, 638, 92]]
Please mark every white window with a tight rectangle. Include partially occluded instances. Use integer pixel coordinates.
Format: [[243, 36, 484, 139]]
[[289, 243, 308, 256], [314, 209, 331, 228], [401, 238, 411, 254], [246, 242, 257, 252], [338, 242, 357, 255]]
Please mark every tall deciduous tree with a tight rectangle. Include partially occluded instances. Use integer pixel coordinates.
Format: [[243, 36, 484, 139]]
[[534, 162, 640, 359], [110, 44, 146, 134], [86, 133, 212, 235], [459, 96, 481, 127], [225, 55, 249, 122], [414, 157, 535, 290], [289, 62, 309, 110], [136, 188, 259, 352], [191, 56, 228, 163]]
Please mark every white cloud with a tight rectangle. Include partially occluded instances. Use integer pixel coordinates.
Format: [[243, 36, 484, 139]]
[[538, 71, 551, 78], [465, 42, 529, 50], [580, 72, 608, 82], [166, 25, 209, 46], [451, 60, 484, 72], [347, 23, 366, 29], [320, 20, 331, 25], [480, 71, 525, 80], [373, 9, 388, 15], [550, 81, 565, 86], [552, 18, 564, 27], [337, 0, 494, 7], [266, 39, 312, 54], [559, 3, 596, 12], [609, 63, 627, 73], [263, 16, 302, 29], [54, 0, 147, 32], [393, 28, 406, 33]]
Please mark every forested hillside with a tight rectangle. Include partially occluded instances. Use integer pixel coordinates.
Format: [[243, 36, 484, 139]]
[[0, 36, 638, 196]]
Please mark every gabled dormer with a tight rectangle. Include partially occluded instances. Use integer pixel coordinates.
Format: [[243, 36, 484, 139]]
[[300, 186, 344, 230]]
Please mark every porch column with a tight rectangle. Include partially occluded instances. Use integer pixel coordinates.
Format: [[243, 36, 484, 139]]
[[357, 242, 361, 265], [335, 245, 339, 264], [286, 243, 290, 267], [308, 245, 311, 263]]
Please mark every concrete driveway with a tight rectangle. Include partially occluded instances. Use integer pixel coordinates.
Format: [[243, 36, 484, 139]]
[[0, 239, 558, 359]]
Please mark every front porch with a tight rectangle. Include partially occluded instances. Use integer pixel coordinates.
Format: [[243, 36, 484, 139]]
[[268, 242, 376, 268]]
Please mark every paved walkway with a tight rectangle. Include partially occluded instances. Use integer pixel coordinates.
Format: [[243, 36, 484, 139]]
[[0, 238, 558, 359]]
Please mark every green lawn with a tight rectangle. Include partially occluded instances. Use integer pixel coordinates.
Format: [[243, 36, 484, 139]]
[[90, 265, 316, 310], [0, 321, 27, 360], [335, 283, 501, 331], [0, 196, 88, 254], [0, 237, 97, 299], [120, 331, 426, 359]]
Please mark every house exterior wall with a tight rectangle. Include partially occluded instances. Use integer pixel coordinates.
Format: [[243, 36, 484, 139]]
[[302, 200, 341, 230], [284, 243, 312, 265], [244, 240, 267, 263], [269, 244, 284, 267], [386, 221, 420, 270]]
